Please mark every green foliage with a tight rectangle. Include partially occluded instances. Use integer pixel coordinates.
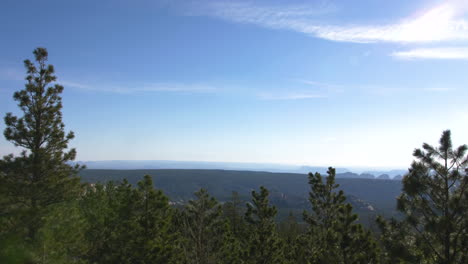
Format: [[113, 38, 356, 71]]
[[217, 192, 247, 264], [180, 188, 224, 264], [376, 216, 424, 263], [222, 191, 248, 238], [244, 186, 285, 264], [0, 48, 84, 264], [0, 48, 82, 241], [302, 167, 379, 264], [279, 212, 302, 242], [80, 175, 179, 264], [79, 169, 403, 220], [0, 234, 34, 264], [391, 130, 468, 264], [218, 221, 245, 264], [34, 201, 88, 264], [279, 212, 305, 263]]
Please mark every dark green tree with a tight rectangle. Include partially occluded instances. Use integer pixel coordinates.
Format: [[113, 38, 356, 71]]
[[302, 167, 379, 264], [279, 212, 303, 264], [34, 201, 88, 264], [222, 191, 247, 238], [181, 188, 223, 264], [218, 221, 245, 264], [80, 176, 179, 264], [244, 186, 285, 264], [78, 181, 117, 263], [131, 175, 179, 263], [394, 130, 468, 264], [376, 216, 424, 263], [279, 211, 301, 244], [0, 47, 82, 241]]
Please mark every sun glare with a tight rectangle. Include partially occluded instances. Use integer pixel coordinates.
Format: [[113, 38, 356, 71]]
[[398, 4, 457, 42]]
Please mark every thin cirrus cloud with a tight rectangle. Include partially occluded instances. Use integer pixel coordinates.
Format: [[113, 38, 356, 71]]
[[61, 81, 218, 94], [198, 0, 468, 43], [0, 67, 24, 81], [295, 79, 344, 93], [194, 0, 468, 59], [257, 79, 344, 100], [216, 78, 454, 100], [258, 92, 327, 100], [392, 47, 468, 60], [423, 87, 455, 92], [0, 68, 216, 94], [0, 68, 331, 99], [65, 78, 336, 100]]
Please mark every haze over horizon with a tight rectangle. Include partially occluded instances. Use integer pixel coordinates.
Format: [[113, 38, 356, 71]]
[[2, 0, 468, 168], [75, 159, 407, 172]]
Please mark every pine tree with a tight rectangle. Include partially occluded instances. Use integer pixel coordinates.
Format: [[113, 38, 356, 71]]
[[80, 176, 179, 264], [394, 130, 468, 264], [131, 175, 179, 263], [279, 212, 303, 264], [222, 191, 246, 239], [35, 201, 88, 264], [181, 188, 223, 264], [279, 212, 301, 239], [80, 179, 137, 263], [244, 186, 285, 264], [303, 167, 379, 264], [0, 47, 82, 241], [218, 221, 245, 264], [376, 216, 424, 263]]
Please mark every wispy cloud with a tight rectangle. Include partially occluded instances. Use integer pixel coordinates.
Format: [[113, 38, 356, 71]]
[[187, 0, 336, 21], [392, 47, 468, 60], [294, 79, 344, 93], [195, 0, 468, 44], [256, 79, 345, 100], [0, 69, 218, 94], [258, 92, 326, 100], [0, 67, 23, 81], [0, 65, 219, 94], [424, 87, 455, 92], [287, 79, 457, 98], [61, 81, 218, 94], [61, 81, 92, 89]]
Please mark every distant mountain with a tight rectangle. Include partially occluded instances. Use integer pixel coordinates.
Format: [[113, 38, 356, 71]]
[[359, 173, 376, 179], [362, 169, 407, 178], [298, 166, 349, 174], [335, 172, 360, 179], [334, 172, 375, 179], [377, 174, 390, 180], [393, 175, 403, 180]]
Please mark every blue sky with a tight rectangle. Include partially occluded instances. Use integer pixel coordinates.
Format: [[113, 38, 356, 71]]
[[1, 0, 468, 168]]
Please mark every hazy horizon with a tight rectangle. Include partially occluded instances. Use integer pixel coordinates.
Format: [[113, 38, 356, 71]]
[[74, 159, 408, 175], [2, 0, 468, 168]]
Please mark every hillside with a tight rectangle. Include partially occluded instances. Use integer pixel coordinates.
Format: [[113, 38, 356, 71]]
[[79, 169, 403, 221]]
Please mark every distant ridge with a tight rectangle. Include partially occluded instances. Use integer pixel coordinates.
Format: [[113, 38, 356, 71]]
[[76, 160, 345, 174], [362, 169, 407, 178], [377, 174, 391, 180], [75, 160, 405, 179]]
